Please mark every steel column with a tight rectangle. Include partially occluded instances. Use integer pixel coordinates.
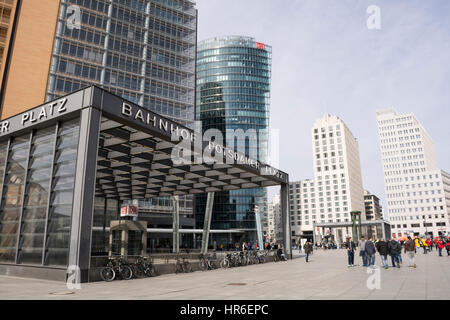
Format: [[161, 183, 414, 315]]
[[172, 195, 180, 253], [280, 183, 292, 259], [68, 107, 101, 283], [255, 206, 264, 251], [201, 192, 215, 255]]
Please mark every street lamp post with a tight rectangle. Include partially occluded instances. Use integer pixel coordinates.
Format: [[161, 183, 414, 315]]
[[423, 215, 428, 238]]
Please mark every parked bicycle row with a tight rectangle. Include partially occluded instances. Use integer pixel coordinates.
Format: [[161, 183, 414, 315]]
[[219, 249, 282, 268], [100, 250, 282, 281], [100, 256, 158, 282]]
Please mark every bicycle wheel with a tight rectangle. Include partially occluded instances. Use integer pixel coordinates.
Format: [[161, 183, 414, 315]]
[[120, 265, 133, 280], [147, 265, 157, 277], [184, 262, 192, 273], [133, 265, 145, 278], [199, 259, 208, 271], [100, 267, 115, 282], [175, 262, 182, 274], [220, 259, 230, 269]]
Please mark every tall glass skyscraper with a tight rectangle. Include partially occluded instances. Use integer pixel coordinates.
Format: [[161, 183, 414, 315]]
[[47, 0, 197, 128], [195, 36, 272, 247]]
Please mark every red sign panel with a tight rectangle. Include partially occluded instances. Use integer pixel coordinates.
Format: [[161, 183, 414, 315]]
[[121, 205, 138, 218], [256, 42, 265, 50]]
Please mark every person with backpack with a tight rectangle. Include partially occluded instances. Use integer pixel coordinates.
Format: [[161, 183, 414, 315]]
[[375, 238, 389, 269], [365, 238, 377, 268]]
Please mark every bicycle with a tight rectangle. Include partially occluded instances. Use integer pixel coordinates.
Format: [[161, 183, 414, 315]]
[[199, 254, 216, 271], [220, 253, 232, 269], [175, 257, 192, 273], [100, 257, 133, 282], [132, 256, 157, 278]]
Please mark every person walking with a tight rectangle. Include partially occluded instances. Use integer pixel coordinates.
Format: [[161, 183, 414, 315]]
[[365, 238, 376, 268], [404, 236, 417, 268], [426, 238, 432, 252], [304, 241, 313, 263], [376, 238, 389, 269], [345, 237, 356, 267], [436, 238, 444, 257], [388, 238, 401, 268], [421, 238, 428, 254], [445, 238, 450, 257], [358, 236, 368, 267]]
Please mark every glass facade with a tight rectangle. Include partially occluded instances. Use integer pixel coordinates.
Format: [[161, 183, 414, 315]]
[[0, 118, 80, 267], [195, 36, 272, 246], [45, 0, 197, 249], [47, 0, 197, 128]]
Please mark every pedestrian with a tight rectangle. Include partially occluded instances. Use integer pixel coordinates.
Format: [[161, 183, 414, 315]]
[[426, 238, 432, 252], [358, 236, 368, 267], [421, 238, 428, 254], [388, 238, 401, 268], [345, 237, 356, 267], [277, 246, 287, 261], [436, 238, 444, 257], [304, 241, 313, 263], [365, 237, 376, 267], [375, 238, 389, 269], [445, 239, 450, 257], [404, 236, 417, 268]]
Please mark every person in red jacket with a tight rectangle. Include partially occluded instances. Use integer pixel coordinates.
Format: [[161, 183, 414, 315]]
[[436, 238, 444, 257], [445, 239, 450, 257], [426, 238, 432, 252]]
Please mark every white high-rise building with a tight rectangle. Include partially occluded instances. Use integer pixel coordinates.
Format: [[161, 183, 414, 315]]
[[376, 109, 450, 238], [286, 115, 366, 244], [312, 114, 366, 222]]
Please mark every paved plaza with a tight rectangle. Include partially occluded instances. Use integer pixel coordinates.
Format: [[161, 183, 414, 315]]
[[1, 249, 449, 300]]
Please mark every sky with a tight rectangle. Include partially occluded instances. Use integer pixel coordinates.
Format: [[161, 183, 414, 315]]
[[195, 0, 450, 211]]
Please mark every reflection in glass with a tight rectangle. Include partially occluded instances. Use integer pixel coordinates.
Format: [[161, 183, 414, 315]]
[[18, 127, 55, 265], [45, 119, 79, 266], [0, 135, 29, 262]]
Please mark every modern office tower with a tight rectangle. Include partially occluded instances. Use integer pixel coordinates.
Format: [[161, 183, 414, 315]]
[[312, 115, 366, 236], [195, 36, 271, 246], [376, 109, 450, 238], [364, 190, 383, 221], [0, 0, 198, 251]]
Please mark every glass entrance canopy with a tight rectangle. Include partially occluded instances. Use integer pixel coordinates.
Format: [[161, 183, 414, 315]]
[[0, 86, 291, 282]]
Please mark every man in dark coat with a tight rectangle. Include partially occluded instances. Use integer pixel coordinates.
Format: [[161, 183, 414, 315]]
[[365, 238, 376, 267], [387, 238, 401, 268], [345, 237, 356, 267], [375, 239, 389, 269], [303, 241, 313, 263]]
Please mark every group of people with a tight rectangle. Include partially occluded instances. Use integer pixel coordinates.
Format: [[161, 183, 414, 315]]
[[345, 235, 450, 269]]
